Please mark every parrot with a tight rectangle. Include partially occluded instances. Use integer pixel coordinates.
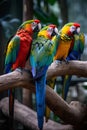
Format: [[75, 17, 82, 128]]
[[62, 32, 85, 100], [29, 24, 59, 130], [45, 22, 81, 122], [54, 22, 81, 61], [4, 19, 41, 129]]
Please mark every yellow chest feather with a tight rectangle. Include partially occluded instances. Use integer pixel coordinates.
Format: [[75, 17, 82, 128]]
[[54, 40, 71, 60]]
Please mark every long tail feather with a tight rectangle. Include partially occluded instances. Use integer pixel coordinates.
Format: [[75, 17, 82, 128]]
[[35, 74, 46, 130], [45, 106, 50, 122], [45, 77, 56, 122], [62, 75, 72, 100], [8, 88, 15, 130]]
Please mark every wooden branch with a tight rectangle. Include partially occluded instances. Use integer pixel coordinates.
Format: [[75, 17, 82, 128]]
[[0, 97, 74, 130], [0, 60, 87, 92], [47, 60, 87, 79], [0, 61, 87, 126]]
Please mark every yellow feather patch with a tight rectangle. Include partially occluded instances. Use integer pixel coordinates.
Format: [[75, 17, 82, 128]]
[[60, 26, 70, 34], [38, 30, 49, 39], [25, 24, 31, 30], [6, 41, 13, 56]]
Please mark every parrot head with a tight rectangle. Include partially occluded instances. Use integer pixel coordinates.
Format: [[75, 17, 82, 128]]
[[70, 22, 80, 35], [31, 19, 41, 32], [47, 24, 58, 37], [19, 19, 41, 33], [38, 24, 58, 39], [60, 22, 80, 36]]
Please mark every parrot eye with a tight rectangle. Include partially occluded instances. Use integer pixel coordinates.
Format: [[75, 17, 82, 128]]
[[70, 25, 76, 33], [32, 22, 37, 29], [47, 27, 53, 32]]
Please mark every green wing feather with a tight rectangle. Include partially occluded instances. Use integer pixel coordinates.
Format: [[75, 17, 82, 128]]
[[30, 35, 59, 78], [5, 35, 20, 72], [79, 33, 85, 53]]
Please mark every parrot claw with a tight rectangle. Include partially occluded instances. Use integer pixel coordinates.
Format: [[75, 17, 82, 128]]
[[15, 68, 23, 74], [54, 60, 60, 64], [63, 59, 69, 64]]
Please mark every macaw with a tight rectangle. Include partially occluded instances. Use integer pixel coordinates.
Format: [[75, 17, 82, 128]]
[[5, 19, 41, 129], [54, 22, 81, 61], [45, 22, 81, 122], [30, 24, 58, 130], [62, 32, 85, 100]]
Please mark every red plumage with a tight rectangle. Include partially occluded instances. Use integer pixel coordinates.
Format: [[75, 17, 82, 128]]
[[12, 29, 32, 70]]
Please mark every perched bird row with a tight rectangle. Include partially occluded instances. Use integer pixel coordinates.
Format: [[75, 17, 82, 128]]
[[4, 19, 85, 130]]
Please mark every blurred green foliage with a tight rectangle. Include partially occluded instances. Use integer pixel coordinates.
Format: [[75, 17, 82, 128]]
[[34, 0, 59, 26]]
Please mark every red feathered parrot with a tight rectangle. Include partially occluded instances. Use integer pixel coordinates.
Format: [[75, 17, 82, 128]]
[[5, 19, 41, 129]]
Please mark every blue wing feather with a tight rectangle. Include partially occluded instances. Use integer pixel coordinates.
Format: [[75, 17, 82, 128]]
[[62, 33, 85, 100]]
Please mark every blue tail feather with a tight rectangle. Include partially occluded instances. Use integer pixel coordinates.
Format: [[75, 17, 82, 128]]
[[35, 74, 46, 130]]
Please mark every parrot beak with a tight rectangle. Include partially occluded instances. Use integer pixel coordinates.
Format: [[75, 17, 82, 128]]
[[33, 23, 41, 32], [38, 23, 41, 30], [51, 27, 58, 36], [73, 27, 80, 34], [54, 27, 59, 34]]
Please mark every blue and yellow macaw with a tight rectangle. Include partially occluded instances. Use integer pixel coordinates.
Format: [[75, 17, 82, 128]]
[[46, 22, 81, 122], [30, 24, 58, 130], [62, 32, 85, 100]]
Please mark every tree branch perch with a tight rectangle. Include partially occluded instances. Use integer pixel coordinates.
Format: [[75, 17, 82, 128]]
[[0, 97, 74, 130], [0, 60, 87, 129]]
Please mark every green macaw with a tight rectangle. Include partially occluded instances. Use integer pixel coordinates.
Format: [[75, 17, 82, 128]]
[[30, 24, 58, 130]]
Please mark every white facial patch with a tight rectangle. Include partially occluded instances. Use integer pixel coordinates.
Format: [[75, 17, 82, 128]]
[[47, 27, 53, 35], [70, 25, 76, 33]]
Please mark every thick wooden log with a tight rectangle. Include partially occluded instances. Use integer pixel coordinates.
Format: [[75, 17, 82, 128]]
[[47, 60, 87, 79], [0, 61, 87, 128], [0, 97, 74, 130], [0, 60, 87, 92]]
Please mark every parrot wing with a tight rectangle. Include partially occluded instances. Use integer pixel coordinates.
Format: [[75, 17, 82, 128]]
[[5, 35, 20, 73], [78, 33, 85, 54], [30, 35, 58, 79]]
